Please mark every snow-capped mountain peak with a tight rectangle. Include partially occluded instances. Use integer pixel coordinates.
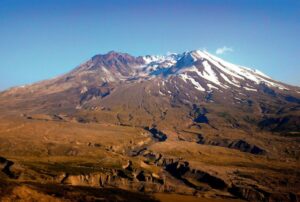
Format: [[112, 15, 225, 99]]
[[5, 50, 295, 99], [139, 50, 288, 91]]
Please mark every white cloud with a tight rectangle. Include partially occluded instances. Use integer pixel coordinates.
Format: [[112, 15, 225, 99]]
[[215, 46, 234, 55], [166, 51, 177, 55]]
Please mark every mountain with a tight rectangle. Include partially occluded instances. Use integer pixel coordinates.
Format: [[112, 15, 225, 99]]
[[0, 50, 300, 202], [1, 50, 300, 132]]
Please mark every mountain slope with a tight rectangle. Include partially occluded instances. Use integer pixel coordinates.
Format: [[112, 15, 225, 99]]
[[0, 50, 300, 201], [1, 50, 299, 133]]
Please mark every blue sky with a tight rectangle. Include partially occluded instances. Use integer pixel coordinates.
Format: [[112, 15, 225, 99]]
[[0, 0, 299, 90]]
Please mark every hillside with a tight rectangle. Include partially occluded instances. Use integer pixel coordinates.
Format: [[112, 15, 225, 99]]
[[0, 50, 299, 202]]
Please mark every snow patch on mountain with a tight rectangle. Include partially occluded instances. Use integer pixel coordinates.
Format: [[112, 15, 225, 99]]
[[143, 54, 178, 67], [202, 51, 288, 90], [207, 84, 218, 90], [200, 61, 223, 86], [180, 73, 205, 91], [131, 50, 293, 95], [141, 50, 288, 91], [220, 73, 240, 88], [83, 50, 291, 94], [244, 86, 258, 92]]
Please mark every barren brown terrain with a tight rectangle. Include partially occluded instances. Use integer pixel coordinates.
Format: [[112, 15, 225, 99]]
[[0, 51, 299, 201]]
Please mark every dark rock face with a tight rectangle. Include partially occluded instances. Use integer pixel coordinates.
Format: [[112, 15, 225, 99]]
[[229, 186, 268, 202], [185, 169, 228, 190], [284, 96, 300, 104], [228, 140, 266, 155], [165, 161, 190, 178], [259, 83, 277, 97], [196, 135, 266, 155], [144, 127, 167, 142], [0, 157, 16, 178], [190, 105, 209, 124], [259, 116, 300, 133], [194, 115, 209, 124], [161, 159, 228, 191], [229, 185, 300, 202], [80, 86, 110, 104]]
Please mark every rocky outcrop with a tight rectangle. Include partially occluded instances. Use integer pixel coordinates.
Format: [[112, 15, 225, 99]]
[[196, 135, 266, 155], [0, 156, 17, 178], [284, 95, 300, 104], [259, 83, 277, 97], [144, 127, 167, 142], [229, 185, 299, 202], [162, 160, 228, 191], [79, 85, 111, 104], [259, 115, 300, 133], [142, 152, 300, 202], [141, 152, 230, 192], [190, 105, 209, 124], [59, 168, 194, 194], [228, 140, 265, 155]]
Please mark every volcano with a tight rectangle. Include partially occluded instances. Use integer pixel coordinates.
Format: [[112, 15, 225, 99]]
[[0, 50, 299, 202]]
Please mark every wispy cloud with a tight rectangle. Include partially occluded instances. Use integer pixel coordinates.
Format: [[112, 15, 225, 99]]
[[215, 46, 233, 55]]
